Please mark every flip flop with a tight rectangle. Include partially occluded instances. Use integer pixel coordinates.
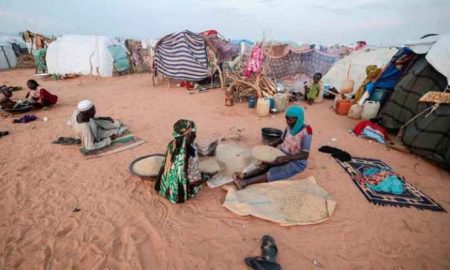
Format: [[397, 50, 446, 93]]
[[244, 256, 282, 270], [261, 235, 278, 262]]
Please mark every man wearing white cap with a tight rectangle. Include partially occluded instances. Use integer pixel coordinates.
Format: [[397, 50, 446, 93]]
[[71, 100, 127, 151]]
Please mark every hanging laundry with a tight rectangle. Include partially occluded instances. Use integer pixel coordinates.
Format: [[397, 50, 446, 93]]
[[244, 45, 264, 78]]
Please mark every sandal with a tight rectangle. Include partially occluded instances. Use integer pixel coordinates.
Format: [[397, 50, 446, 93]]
[[244, 256, 282, 270], [261, 235, 278, 262]]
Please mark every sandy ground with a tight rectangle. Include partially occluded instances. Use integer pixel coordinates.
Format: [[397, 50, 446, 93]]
[[0, 69, 449, 270]]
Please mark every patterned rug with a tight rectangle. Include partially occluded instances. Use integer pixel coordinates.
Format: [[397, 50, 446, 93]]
[[336, 157, 446, 212]]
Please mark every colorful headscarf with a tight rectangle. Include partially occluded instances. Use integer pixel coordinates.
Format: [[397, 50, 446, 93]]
[[156, 119, 199, 203], [285, 106, 305, 136]]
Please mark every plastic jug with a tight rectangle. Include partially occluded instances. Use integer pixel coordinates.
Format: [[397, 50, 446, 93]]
[[256, 98, 270, 117], [274, 93, 288, 112], [348, 104, 363, 119], [361, 101, 381, 120]]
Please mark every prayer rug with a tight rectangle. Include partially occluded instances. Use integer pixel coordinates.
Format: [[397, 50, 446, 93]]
[[335, 157, 446, 212], [82, 134, 146, 159]]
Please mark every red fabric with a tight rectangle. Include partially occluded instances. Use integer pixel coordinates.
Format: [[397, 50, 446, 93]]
[[180, 81, 194, 90], [353, 120, 388, 138], [201, 30, 218, 36], [306, 125, 313, 135]]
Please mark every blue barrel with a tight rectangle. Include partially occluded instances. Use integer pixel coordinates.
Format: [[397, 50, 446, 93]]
[[248, 96, 257, 108]]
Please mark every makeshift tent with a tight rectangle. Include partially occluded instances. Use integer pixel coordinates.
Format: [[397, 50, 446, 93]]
[[323, 48, 398, 93], [0, 43, 18, 70], [380, 34, 450, 168], [46, 35, 130, 77], [265, 45, 339, 79], [154, 31, 209, 81], [125, 39, 156, 73], [202, 31, 239, 64]]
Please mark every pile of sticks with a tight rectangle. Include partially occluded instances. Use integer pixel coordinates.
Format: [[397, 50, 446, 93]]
[[226, 66, 277, 100]]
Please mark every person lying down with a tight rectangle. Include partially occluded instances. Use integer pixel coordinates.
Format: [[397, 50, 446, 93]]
[[233, 105, 312, 189], [71, 100, 127, 152]]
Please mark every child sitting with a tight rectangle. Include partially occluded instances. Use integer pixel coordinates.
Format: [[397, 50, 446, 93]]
[[25, 79, 58, 108]]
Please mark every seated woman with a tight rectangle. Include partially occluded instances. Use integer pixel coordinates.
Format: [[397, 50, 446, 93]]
[[25, 79, 58, 108], [71, 100, 127, 151], [233, 106, 312, 189], [0, 88, 16, 110], [155, 119, 208, 204]]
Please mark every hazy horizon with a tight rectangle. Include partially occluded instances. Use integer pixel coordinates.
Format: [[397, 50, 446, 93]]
[[1, 0, 449, 45]]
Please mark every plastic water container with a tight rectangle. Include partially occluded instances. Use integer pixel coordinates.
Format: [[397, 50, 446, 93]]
[[361, 101, 381, 120], [274, 93, 288, 112], [347, 104, 363, 119], [256, 98, 270, 117], [248, 96, 257, 108]]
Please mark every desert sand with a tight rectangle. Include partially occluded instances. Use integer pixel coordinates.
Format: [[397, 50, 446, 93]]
[[1, 69, 449, 270]]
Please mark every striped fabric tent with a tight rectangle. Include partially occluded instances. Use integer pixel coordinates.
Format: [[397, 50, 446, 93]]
[[155, 31, 209, 81]]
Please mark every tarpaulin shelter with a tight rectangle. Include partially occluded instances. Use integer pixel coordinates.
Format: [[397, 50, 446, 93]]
[[380, 34, 450, 168], [323, 48, 398, 93], [46, 35, 130, 77]]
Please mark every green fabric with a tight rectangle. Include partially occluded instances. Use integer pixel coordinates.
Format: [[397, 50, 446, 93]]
[[158, 140, 189, 203], [285, 106, 305, 136], [108, 45, 130, 72], [33, 48, 47, 73], [157, 119, 200, 203], [306, 83, 320, 100]]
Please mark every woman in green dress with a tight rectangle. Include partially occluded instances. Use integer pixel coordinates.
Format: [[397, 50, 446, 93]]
[[155, 119, 208, 204]]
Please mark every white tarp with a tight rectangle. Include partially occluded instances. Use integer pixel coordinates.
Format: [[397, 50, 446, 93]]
[[404, 35, 440, 55], [0, 44, 17, 70], [425, 34, 450, 85], [323, 47, 398, 91], [46, 35, 122, 77]]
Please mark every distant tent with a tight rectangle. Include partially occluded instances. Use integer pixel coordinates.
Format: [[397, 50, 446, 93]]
[[323, 48, 398, 92], [154, 31, 209, 81], [0, 43, 18, 70], [380, 34, 450, 168], [46, 35, 130, 77]]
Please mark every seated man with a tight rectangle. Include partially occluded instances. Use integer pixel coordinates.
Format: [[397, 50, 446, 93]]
[[71, 100, 127, 151], [233, 105, 312, 189]]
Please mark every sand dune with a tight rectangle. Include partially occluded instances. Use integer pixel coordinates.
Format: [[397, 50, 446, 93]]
[[0, 69, 449, 269]]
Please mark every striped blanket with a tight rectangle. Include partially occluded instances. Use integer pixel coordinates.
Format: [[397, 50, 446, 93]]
[[155, 31, 209, 81]]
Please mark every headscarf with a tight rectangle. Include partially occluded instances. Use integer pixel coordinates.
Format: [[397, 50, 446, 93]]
[[285, 106, 305, 136], [156, 119, 200, 204]]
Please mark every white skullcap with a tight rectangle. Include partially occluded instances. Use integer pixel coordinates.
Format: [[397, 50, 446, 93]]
[[77, 100, 93, 112]]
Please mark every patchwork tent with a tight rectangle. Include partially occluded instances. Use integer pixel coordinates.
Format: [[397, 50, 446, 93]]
[[380, 34, 450, 168], [323, 47, 398, 92], [265, 45, 339, 79], [46, 35, 130, 77], [154, 31, 209, 81], [125, 39, 157, 73]]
